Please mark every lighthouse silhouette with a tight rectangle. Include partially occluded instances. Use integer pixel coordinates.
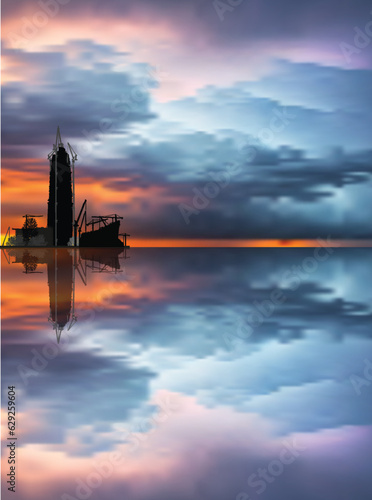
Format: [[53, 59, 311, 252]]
[[47, 127, 73, 246]]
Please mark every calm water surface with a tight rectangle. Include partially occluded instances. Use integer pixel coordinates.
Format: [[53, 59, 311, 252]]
[[1, 248, 372, 499]]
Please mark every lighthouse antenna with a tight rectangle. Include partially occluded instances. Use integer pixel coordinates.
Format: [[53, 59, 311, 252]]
[[55, 126, 63, 149]]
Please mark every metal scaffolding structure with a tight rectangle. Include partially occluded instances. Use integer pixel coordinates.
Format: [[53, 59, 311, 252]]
[[68, 142, 78, 245], [48, 127, 64, 246]]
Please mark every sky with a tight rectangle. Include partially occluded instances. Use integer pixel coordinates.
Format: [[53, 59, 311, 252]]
[[2, 0, 372, 241]]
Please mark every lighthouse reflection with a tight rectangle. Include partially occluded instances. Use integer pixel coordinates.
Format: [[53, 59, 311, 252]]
[[47, 250, 74, 343], [4, 247, 127, 342]]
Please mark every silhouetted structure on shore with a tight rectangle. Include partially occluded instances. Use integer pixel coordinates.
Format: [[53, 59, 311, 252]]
[[80, 216, 123, 247], [4, 127, 129, 248], [47, 127, 73, 246]]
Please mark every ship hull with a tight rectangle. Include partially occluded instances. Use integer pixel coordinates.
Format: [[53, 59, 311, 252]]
[[79, 221, 124, 247]]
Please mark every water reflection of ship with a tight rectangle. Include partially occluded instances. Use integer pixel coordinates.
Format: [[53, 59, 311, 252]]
[[3, 248, 128, 342]]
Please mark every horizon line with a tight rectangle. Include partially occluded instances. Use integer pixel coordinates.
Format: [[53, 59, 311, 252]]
[[2, 239, 372, 248]]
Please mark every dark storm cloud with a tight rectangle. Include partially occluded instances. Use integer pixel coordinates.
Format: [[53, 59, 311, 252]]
[[159, 65, 372, 151], [239, 60, 372, 112], [3, 0, 372, 47], [99, 152, 372, 239], [2, 42, 156, 149]]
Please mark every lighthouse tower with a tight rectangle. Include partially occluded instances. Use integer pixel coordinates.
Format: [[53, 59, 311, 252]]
[[47, 127, 73, 246]]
